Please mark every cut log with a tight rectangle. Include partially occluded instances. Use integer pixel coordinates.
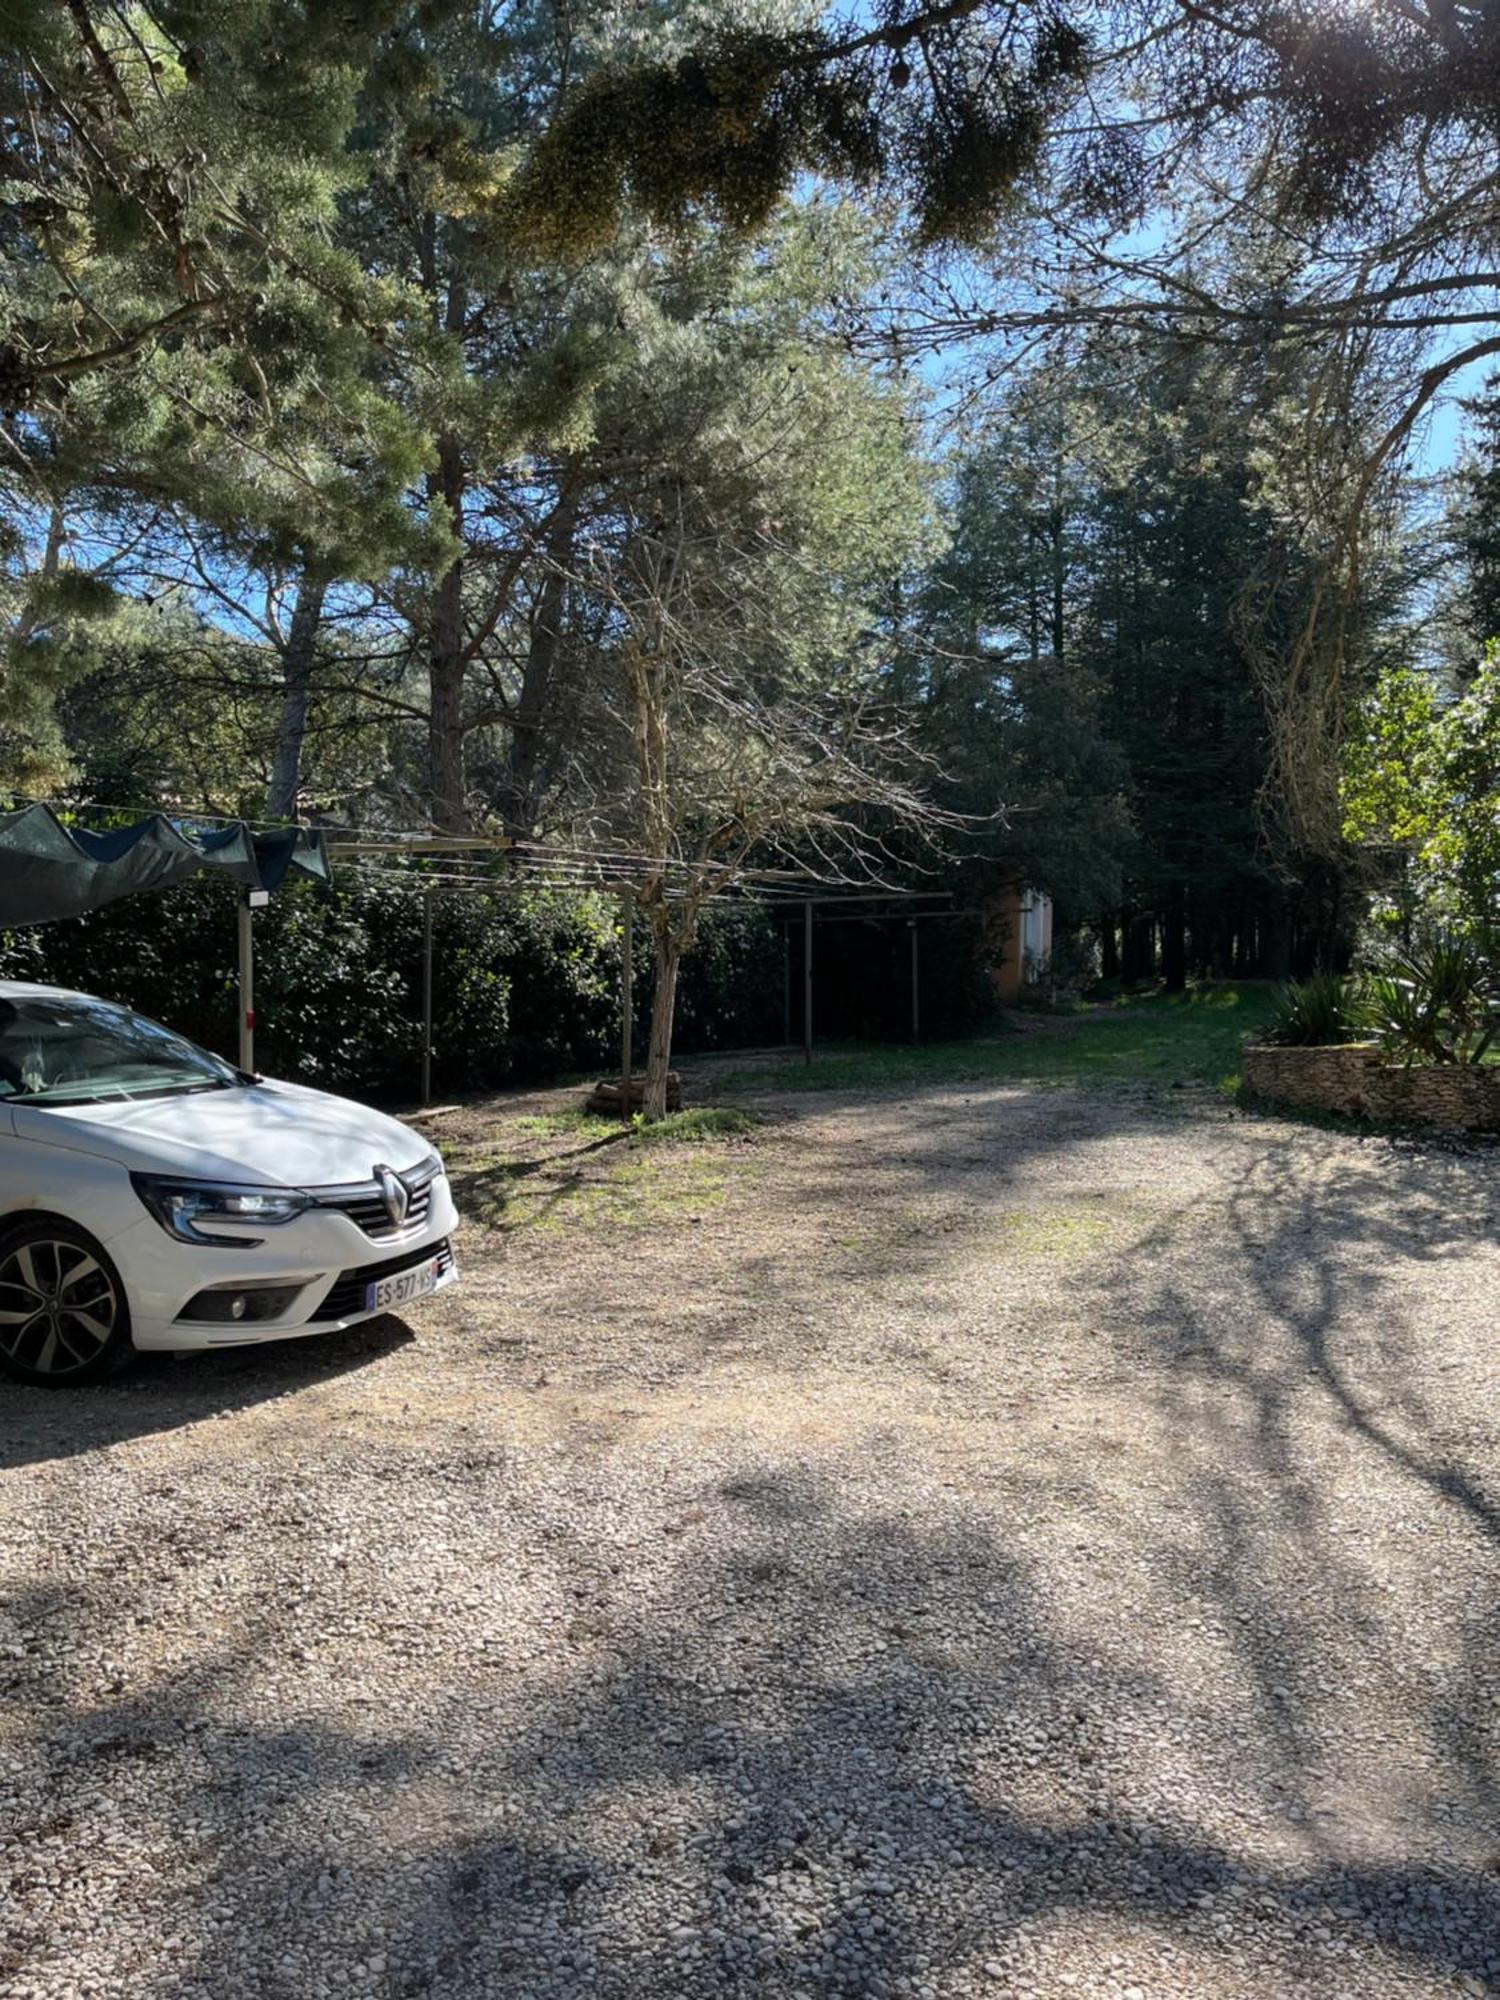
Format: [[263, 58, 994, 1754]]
[[586, 1072, 682, 1116]]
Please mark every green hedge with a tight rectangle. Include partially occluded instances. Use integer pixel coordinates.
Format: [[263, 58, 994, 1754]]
[[0, 879, 785, 1100]]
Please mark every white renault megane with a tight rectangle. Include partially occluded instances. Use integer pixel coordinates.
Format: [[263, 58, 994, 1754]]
[[0, 981, 459, 1385]]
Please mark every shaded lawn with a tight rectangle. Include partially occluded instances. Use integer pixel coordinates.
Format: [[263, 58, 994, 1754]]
[[434, 1104, 763, 1233], [703, 983, 1280, 1096], [428, 990, 1280, 1239]]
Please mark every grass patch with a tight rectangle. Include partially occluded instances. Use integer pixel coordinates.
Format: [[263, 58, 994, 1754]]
[[518, 1149, 748, 1235], [475, 1107, 759, 1150], [505, 1109, 619, 1140], [990, 1208, 1117, 1256], [630, 1107, 759, 1145], [441, 1102, 762, 1233], [707, 985, 1279, 1096]]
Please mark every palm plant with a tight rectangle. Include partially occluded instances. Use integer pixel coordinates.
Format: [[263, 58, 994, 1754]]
[[1360, 933, 1498, 1066], [1264, 972, 1362, 1047]]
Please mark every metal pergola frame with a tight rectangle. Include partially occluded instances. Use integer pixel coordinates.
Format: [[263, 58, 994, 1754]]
[[1, 800, 968, 1103], [320, 831, 964, 1104], [777, 897, 989, 1060]]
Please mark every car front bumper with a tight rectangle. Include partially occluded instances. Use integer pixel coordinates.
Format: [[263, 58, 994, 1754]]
[[110, 1174, 461, 1352]]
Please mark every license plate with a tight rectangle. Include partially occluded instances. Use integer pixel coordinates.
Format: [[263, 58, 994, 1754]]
[[366, 1257, 443, 1313]]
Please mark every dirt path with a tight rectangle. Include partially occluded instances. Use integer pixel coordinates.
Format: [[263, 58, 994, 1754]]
[[2, 1080, 1497, 2000]]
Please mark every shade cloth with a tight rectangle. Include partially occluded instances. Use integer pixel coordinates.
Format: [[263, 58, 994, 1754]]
[[0, 803, 331, 927]]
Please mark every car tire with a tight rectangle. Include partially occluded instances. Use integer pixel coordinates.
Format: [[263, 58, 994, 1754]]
[[0, 1218, 134, 1387]]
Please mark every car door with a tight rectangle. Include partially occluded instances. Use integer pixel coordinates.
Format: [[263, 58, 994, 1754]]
[[0, 1104, 20, 1219]]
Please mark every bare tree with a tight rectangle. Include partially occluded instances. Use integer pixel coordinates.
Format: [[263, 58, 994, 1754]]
[[576, 485, 963, 1120]]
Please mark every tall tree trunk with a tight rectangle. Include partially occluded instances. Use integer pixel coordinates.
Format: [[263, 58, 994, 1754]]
[[502, 476, 580, 838], [1161, 882, 1187, 993], [267, 568, 327, 821], [1323, 860, 1359, 972], [1233, 915, 1252, 979], [421, 257, 471, 834], [1100, 916, 1120, 983], [1049, 501, 1065, 659], [1119, 905, 1138, 985], [1260, 886, 1292, 980], [1121, 907, 1154, 986], [428, 435, 468, 833], [14, 504, 65, 646], [643, 929, 681, 1122]]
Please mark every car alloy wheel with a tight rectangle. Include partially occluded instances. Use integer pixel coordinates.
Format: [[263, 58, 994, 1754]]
[[0, 1231, 127, 1383]]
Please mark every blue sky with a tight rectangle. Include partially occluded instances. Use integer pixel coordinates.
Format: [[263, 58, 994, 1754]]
[[832, 0, 1492, 479], [1419, 358, 1485, 476]]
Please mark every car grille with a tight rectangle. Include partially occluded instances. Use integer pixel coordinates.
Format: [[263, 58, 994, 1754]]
[[310, 1239, 453, 1322], [310, 1157, 440, 1240]]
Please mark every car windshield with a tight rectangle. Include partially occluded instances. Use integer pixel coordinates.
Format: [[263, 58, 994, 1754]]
[[0, 995, 238, 1105]]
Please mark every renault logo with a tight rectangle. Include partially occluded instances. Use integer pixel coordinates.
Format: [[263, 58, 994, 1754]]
[[374, 1164, 409, 1228]]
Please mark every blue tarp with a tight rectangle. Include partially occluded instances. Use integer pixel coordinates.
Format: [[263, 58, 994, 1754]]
[[0, 804, 331, 927]]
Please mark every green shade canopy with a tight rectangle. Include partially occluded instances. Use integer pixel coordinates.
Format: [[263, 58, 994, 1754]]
[[0, 804, 331, 928]]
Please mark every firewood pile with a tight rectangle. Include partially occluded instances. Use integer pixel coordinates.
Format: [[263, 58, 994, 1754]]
[[585, 1072, 682, 1116]]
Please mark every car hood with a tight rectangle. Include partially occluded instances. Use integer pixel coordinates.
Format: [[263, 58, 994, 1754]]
[[13, 1078, 432, 1187]]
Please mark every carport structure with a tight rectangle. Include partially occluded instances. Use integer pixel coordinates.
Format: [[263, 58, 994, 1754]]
[[0, 802, 331, 1069], [331, 828, 966, 1103], [0, 802, 968, 1097], [778, 893, 988, 1053]]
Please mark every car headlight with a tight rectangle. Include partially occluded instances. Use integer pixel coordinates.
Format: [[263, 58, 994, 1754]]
[[131, 1174, 310, 1247]]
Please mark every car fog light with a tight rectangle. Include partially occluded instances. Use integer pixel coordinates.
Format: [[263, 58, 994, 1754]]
[[177, 1282, 306, 1325]]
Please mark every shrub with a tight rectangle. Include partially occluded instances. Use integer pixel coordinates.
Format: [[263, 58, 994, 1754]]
[[0, 875, 1008, 1096], [1264, 972, 1363, 1047], [0, 878, 788, 1100], [1360, 932, 1498, 1066], [670, 906, 783, 1052], [629, 1107, 759, 1145]]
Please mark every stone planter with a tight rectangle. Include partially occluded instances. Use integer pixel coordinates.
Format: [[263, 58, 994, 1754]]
[[1241, 1041, 1500, 1132], [1239, 1042, 1385, 1118], [1362, 1062, 1500, 1133]]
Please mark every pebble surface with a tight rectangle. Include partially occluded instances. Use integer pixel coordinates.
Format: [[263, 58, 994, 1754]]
[[1, 1077, 1497, 1999]]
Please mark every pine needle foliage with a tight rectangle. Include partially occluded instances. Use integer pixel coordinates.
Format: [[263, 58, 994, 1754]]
[[503, 8, 1089, 259]]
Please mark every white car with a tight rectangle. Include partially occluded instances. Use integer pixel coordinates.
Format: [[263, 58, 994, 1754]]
[[0, 981, 459, 1385]]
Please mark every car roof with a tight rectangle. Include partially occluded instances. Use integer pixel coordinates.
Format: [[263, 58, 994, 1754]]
[[0, 980, 100, 1004]]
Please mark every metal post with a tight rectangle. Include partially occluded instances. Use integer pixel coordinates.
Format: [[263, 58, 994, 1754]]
[[237, 892, 255, 1073], [620, 891, 634, 1113], [421, 888, 434, 1107], [910, 919, 920, 1042], [782, 920, 792, 1046], [803, 899, 813, 1067]]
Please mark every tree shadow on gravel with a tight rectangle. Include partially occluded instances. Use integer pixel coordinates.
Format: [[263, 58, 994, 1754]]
[[435, 1485, 1496, 2000], [1218, 1133, 1500, 1544], [7, 1094, 1499, 1999], [36, 1464, 1487, 2000], [0, 1315, 415, 1471], [1119, 1129, 1500, 1920]]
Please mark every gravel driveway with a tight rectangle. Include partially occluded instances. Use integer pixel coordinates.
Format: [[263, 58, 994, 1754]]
[[2, 1075, 1498, 2000]]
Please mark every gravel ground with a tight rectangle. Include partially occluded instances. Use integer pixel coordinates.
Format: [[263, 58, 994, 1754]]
[[1, 1072, 1498, 2000]]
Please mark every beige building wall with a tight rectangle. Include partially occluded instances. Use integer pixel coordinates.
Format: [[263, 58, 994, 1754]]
[[987, 883, 1054, 1001]]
